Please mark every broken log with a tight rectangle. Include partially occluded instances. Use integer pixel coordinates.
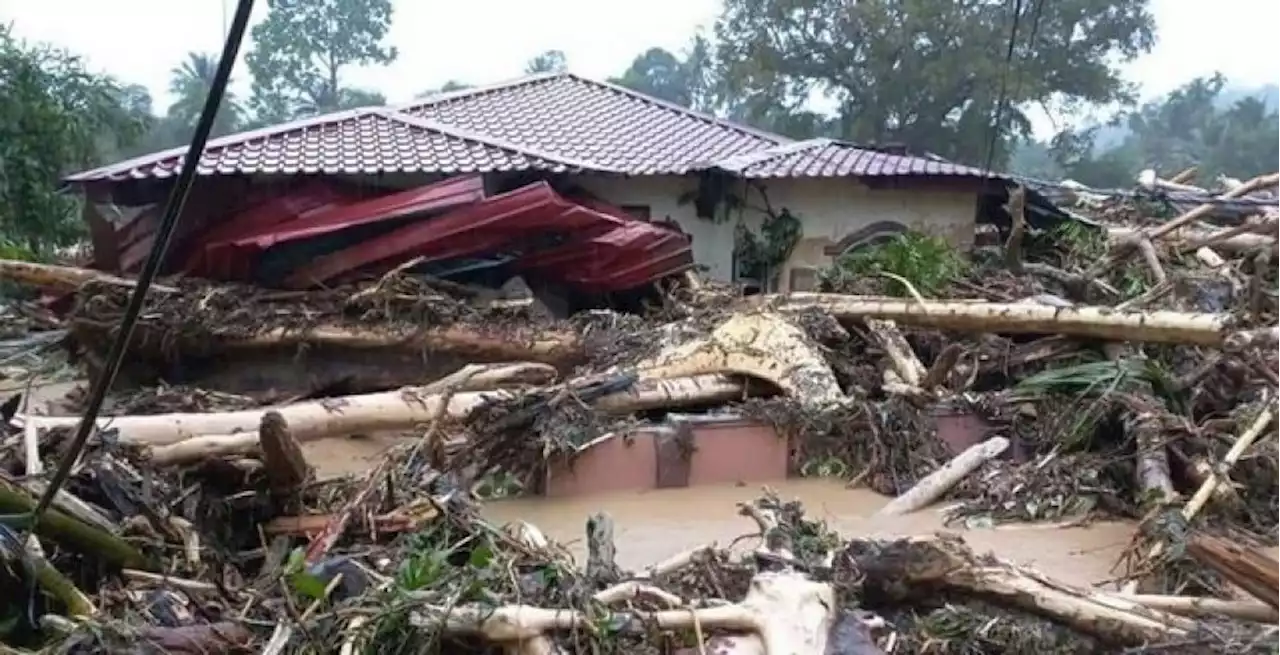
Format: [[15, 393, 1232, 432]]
[[1186, 534, 1280, 610], [23, 375, 749, 460], [635, 312, 845, 410], [257, 411, 311, 502], [1123, 405, 1276, 593], [875, 436, 1009, 517], [1117, 593, 1277, 624], [848, 535, 1195, 646], [777, 295, 1232, 346]]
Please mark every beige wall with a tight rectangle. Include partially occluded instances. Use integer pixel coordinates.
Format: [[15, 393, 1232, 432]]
[[748, 178, 979, 291], [572, 174, 978, 287]]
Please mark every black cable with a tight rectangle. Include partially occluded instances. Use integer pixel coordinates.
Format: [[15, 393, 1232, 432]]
[[1009, 0, 1047, 110], [980, 0, 1026, 178], [21, 0, 257, 534]]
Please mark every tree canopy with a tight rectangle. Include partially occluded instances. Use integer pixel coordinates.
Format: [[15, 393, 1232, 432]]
[[245, 0, 397, 123], [525, 50, 568, 75], [711, 0, 1157, 165], [0, 26, 148, 255]]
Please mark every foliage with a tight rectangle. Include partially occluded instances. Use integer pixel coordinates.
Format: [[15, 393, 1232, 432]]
[[608, 35, 718, 111], [1042, 75, 1280, 186], [245, 0, 398, 123], [0, 26, 147, 253], [416, 80, 472, 98], [822, 232, 969, 297], [524, 49, 568, 75], [712, 0, 1156, 164], [166, 52, 242, 137], [735, 208, 802, 285]]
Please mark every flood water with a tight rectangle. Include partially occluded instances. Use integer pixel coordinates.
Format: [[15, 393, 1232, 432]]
[[482, 478, 1135, 589], [7, 382, 1137, 588]]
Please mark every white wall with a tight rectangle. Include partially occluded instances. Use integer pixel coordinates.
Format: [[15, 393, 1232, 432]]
[[742, 177, 979, 290], [572, 174, 737, 281], [572, 174, 978, 287]]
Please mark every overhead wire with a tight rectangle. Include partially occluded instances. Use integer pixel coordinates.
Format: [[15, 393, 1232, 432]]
[[16, 0, 258, 538], [979, 0, 1026, 178]]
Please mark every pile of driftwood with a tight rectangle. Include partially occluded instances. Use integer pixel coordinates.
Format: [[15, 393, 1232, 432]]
[[0, 169, 1276, 653]]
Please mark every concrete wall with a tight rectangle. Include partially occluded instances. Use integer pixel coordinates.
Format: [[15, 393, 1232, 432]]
[[745, 178, 979, 291], [573, 174, 978, 289], [544, 417, 789, 498]]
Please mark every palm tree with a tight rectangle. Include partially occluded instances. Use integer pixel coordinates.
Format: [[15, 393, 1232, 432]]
[[167, 52, 241, 135]]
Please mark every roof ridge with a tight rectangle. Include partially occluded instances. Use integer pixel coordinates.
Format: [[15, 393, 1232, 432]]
[[706, 138, 832, 173], [376, 109, 612, 173], [393, 72, 568, 112], [397, 71, 792, 146], [63, 107, 381, 183], [565, 74, 792, 145]]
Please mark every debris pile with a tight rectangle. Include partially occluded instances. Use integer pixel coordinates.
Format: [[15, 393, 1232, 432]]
[[0, 167, 1276, 652]]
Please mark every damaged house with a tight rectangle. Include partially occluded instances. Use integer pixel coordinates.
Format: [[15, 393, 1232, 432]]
[[66, 72, 1058, 300]]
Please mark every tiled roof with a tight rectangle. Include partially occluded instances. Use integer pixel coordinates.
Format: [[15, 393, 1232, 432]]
[[65, 108, 581, 183], [400, 73, 784, 175], [710, 138, 1000, 179], [66, 75, 997, 184]]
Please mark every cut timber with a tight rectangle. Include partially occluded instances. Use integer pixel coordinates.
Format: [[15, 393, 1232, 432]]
[[875, 437, 1009, 517], [779, 295, 1231, 346], [26, 374, 747, 460], [0, 258, 177, 294], [1186, 534, 1280, 609], [1123, 405, 1276, 594], [221, 324, 584, 367], [635, 312, 844, 409]]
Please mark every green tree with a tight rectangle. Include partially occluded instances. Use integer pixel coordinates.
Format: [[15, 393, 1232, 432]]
[[1046, 75, 1280, 187], [245, 0, 398, 123], [0, 26, 147, 255], [713, 0, 1156, 164], [415, 80, 472, 99], [167, 52, 242, 136], [609, 37, 715, 109], [524, 49, 567, 75]]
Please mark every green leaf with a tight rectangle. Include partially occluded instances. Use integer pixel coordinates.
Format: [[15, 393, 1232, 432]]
[[467, 542, 494, 569]]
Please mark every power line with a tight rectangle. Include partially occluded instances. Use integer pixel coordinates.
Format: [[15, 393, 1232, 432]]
[[980, 0, 1026, 178], [18, 0, 258, 537]]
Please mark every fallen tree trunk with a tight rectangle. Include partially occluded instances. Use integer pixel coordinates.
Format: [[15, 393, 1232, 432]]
[[21, 374, 750, 459], [216, 324, 584, 366], [776, 295, 1232, 346], [846, 535, 1195, 646], [0, 258, 178, 294]]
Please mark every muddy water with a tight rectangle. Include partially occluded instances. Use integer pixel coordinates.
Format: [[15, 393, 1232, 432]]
[[6, 382, 1137, 587], [483, 479, 1135, 589]]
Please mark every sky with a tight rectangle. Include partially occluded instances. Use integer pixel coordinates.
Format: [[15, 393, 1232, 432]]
[[3, 0, 1277, 137]]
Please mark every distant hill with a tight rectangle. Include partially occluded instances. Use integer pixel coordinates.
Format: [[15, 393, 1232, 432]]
[[1089, 83, 1278, 151]]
